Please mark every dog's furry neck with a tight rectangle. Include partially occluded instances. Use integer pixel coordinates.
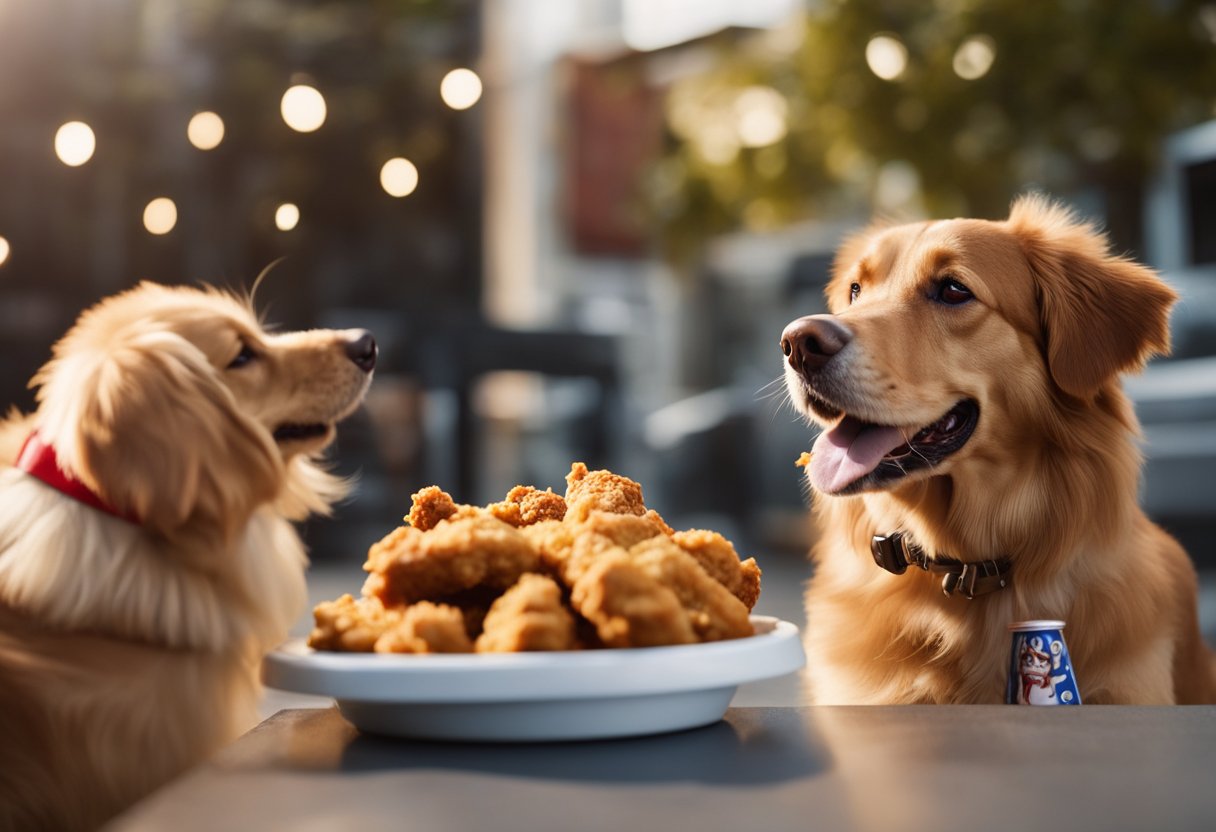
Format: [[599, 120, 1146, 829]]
[[0, 469, 307, 654]]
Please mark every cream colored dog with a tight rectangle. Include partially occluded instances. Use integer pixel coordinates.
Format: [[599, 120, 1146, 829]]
[[0, 282, 375, 830]]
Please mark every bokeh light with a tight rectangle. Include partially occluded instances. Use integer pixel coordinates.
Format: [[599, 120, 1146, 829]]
[[275, 202, 300, 231], [280, 85, 327, 132], [143, 198, 177, 235], [953, 35, 996, 80], [0, 236, 9, 268], [865, 35, 908, 81], [440, 68, 483, 110], [187, 111, 225, 150], [380, 157, 419, 197], [734, 86, 788, 148], [54, 121, 96, 167]]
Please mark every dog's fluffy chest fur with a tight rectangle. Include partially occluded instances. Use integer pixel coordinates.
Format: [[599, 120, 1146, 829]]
[[0, 469, 307, 830]]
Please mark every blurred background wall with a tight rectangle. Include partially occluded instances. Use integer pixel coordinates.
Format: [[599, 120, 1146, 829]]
[[1, 0, 1214, 569]]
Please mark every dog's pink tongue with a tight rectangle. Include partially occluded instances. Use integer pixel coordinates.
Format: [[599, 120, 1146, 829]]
[[809, 417, 906, 493]]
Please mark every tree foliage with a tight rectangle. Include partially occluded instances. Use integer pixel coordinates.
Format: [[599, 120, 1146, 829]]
[[652, 0, 1216, 258]]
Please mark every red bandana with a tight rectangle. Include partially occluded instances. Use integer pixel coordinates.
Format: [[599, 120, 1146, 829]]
[[15, 432, 140, 525]]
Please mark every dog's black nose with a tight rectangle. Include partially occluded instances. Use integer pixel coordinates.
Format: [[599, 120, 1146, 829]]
[[781, 315, 852, 375], [344, 330, 377, 373]]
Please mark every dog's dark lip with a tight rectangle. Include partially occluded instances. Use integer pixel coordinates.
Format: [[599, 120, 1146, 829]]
[[830, 399, 980, 495], [272, 422, 331, 443], [799, 383, 845, 421]]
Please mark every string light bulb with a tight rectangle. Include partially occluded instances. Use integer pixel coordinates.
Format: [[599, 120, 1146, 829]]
[[143, 198, 177, 235], [440, 68, 483, 110], [54, 121, 96, 166], [275, 203, 300, 231], [281, 85, 327, 132], [187, 111, 225, 150], [380, 158, 419, 197]]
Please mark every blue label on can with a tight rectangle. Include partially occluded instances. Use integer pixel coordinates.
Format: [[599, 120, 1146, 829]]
[[1006, 625, 1082, 705]]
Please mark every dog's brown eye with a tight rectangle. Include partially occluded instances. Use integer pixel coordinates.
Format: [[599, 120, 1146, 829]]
[[849, 282, 861, 303], [935, 278, 973, 305], [227, 344, 257, 369]]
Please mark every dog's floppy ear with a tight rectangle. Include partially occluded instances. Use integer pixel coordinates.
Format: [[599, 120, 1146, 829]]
[[38, 327, 283, 539], [1007, 195, 1177, 399]]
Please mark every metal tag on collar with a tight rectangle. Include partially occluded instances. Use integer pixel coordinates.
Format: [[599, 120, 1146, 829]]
[[871, 532, 910, 575], [942, 565, 974, 599]]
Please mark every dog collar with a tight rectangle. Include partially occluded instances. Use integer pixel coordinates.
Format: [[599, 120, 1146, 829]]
[[871, 531, 1010, 599], [15, 432, 140, 525]]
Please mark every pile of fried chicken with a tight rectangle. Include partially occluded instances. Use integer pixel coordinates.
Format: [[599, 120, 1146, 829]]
[[309, 463, 762, 653]]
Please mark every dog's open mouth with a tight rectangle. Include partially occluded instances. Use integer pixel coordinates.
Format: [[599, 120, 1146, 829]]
[[808, 400, 979, 495], [273, 422, 332, 443]]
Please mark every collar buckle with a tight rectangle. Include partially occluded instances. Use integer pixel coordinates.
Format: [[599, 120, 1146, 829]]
[[871, 532, 912, 575]]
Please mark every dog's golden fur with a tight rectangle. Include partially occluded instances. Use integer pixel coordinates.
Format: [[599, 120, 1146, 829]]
[[0, 282, 372, 830], [787, 196, 1216, 705]]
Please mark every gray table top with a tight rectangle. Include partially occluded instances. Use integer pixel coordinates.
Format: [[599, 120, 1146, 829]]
[[108, 705, 1216, 832]]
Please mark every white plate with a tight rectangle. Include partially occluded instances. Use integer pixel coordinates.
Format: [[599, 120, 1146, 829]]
[[262, 615, 805, 742]]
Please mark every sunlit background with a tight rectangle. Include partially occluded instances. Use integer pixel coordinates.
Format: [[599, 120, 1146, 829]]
[[2, 0, 1215, 580]]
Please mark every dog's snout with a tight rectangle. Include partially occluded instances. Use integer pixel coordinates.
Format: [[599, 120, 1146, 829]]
[[781, 315, 852, 375], [344, 331, 378, 373]]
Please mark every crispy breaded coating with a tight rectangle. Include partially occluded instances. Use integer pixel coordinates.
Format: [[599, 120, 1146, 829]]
[[628, 536, 754, 642], [407, 485, 460, 531], [519, 520, 578, 577], [564, 462, 646, 520], [362, 514, 539, 606], [374, 602, 474, 654], [570, 555, 696, 648], [795, 451, 812, 468], [476, 574, 576, 652], [581, 510, 668, 548], [522, 513, 662, 585], [644, 509, 676, 537], [671, 529, 763, 610], [308, 594, 403, 652], [488, 485, 567, 527]]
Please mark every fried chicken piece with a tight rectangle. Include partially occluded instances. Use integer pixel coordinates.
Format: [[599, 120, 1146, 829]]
[[795, 451, 812, 468], [520, 519, 578, 577], [407, 485, 461, 531], [644, 509, 676, 537], [475, 574, 577, 652], [570, 554, 696, 648], [362, 514, 539, 606], [521, 511, 665, 585], [374, 602, 474, 654], [308, 594, 403, 652], [581, 510, 668, 548], [670, 529, 762, 610], [564, 462, 646, 521], [628, 536, 754, 642], [488, 485, 567, 527]]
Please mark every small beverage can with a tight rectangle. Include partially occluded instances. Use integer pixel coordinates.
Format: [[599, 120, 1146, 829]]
[[1006, 620, 1081, 705]]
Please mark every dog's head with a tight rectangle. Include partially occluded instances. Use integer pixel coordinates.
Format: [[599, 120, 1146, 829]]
[[31, 282, 375, 540], [782, 195, 1176, 498]]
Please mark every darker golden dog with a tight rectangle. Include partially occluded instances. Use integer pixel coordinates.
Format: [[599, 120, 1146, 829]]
[[0, 282, 374, 830], [782, 195, 1216, 704]]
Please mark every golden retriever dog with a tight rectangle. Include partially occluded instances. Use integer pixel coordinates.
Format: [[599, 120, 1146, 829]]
[[0, 282, 375, 831], [782, 195, 1216, 705]]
